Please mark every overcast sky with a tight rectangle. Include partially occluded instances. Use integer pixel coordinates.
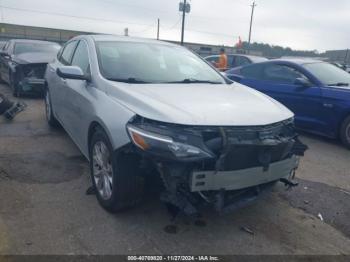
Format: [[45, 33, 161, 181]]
[[1, 0, 349, 51]]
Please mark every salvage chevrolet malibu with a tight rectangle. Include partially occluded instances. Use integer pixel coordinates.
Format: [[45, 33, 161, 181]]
[[44, 35, 306, 215], [0, 39, 60, 97]]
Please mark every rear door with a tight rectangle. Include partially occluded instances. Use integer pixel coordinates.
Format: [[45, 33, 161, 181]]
[[47, 40, 78, 121]]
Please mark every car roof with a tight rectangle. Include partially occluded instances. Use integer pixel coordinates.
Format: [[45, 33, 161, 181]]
[[205, 54, 267, 60], [10, 39, 59, 45], [270, 58, 324, 65], [78, 34, 178, 47]]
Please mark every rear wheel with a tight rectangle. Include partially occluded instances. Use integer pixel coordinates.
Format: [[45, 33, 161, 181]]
[[89, 127, 144, 213], [45, 89, 59, 127], [340, 116, 350, 149]]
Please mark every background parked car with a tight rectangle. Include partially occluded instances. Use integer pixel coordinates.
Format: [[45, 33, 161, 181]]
[[226, 59, 350, 148], [205, 54, 268, 70], [0, 41, 7, 50], [0, 39, 61, 97]]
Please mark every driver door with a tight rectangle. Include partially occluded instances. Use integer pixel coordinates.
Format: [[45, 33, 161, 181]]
[[249, 63, 324, 132]]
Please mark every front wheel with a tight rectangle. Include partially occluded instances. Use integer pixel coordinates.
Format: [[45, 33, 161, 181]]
[[340, 116, 350, 149], [89, 127, 144, 213]]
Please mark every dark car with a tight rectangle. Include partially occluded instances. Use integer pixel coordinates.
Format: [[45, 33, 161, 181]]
[[0, 41, 7, 50], [226, 59, 350, 148], [205, 54, 267, 70], [0, 39, 61, 97]]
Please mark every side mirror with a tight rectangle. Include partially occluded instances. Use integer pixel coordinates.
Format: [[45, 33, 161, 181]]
[[56, 66, 91, 81], [294, 77, 311, 87]]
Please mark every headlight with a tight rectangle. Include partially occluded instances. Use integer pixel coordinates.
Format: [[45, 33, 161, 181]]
[[126, 124, 214, 161]]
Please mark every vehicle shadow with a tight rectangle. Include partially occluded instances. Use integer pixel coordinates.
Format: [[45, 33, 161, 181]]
[[297, 130, 346, 150]]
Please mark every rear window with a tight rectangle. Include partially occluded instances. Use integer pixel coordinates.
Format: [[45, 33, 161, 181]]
[[14, 42, 61, 55]]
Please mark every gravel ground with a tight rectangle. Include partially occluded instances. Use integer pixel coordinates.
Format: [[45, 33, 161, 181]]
[[0, 83, 350, 255]]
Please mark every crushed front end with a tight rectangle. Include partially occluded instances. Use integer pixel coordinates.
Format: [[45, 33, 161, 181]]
[[12, 63, 47, 95], [126, 116, 307, 216]]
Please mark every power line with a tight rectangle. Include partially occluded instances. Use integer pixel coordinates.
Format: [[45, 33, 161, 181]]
[[89, 0, 176, 16], [0, 5, 155, 27], [161, 15, 182, 30], [1, 3, 239, 41]]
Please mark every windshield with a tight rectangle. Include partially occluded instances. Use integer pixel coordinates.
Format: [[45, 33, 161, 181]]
[[250, 56, 268, 63], [95, 41, 225, 84], [304, 62, 350, 86], [14, 42, 61, 55]]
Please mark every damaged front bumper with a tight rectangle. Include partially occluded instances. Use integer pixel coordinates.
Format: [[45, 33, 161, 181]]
[[12, 63, 47, 95], [126, 116, 307, 216], [18, 78, 46, 93], [191, 156, 299, 192]]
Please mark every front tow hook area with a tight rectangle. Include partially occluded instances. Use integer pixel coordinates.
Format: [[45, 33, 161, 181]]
[[280, 178, 299, 188]]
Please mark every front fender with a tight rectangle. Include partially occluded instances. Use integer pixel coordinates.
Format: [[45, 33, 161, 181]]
[[85, 92, 135, 158]]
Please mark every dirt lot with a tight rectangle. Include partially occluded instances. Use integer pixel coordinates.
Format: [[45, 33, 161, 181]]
[[0, 83, 350, 255]]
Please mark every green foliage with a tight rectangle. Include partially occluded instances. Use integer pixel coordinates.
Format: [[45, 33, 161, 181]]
[[242, 42, 319, 58]]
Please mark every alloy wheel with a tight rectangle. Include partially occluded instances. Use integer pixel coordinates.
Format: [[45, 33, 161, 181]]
[[45, 91, 51, 121], [92, 141, 113, 200]]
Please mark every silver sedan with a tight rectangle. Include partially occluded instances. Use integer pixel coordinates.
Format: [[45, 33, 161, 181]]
[[44, 34, 304, 215]]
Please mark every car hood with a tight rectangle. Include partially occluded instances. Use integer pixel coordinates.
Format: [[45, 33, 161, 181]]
[[13, 52, 56, 64], [107, 82, 294, 126]]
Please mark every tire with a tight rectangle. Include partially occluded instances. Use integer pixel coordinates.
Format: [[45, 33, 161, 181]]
[[10, 73, 20, 97], [45, 88, 60, 127], [340, 116, 350, 149], [0, 94, 13, 114], [89, 127, 144, 213]]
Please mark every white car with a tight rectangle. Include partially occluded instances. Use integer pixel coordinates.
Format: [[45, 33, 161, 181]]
[[44, 35, 306, 215]]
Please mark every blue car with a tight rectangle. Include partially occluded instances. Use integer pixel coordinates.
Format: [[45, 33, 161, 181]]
[[226, 59, 350, 148]]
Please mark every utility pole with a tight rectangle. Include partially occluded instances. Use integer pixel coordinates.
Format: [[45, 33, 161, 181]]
[[248, 1, 257, 52], [179, 0, 190, 45], [157, 18, 160, 40], [180, 0, 187, 45], [344, 49, 349, 64]]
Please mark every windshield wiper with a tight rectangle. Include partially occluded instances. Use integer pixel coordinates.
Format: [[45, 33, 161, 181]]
[[327, 82, 349, 87], [164, 78, 222, 84], [106, 77, 150, 84]]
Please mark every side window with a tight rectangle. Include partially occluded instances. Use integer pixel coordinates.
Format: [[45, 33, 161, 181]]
[[59, 41, 78, 65], [71, 41, 90, 74], [237, 57, 251, 67], [263, 64, 307, 84], [228, 55, 236, 67], [240, 64, 264, 79], [206, 56, 218, 63]]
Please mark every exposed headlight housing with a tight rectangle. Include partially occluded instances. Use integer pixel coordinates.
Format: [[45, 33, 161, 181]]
[[126, 124, 214, 161]]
